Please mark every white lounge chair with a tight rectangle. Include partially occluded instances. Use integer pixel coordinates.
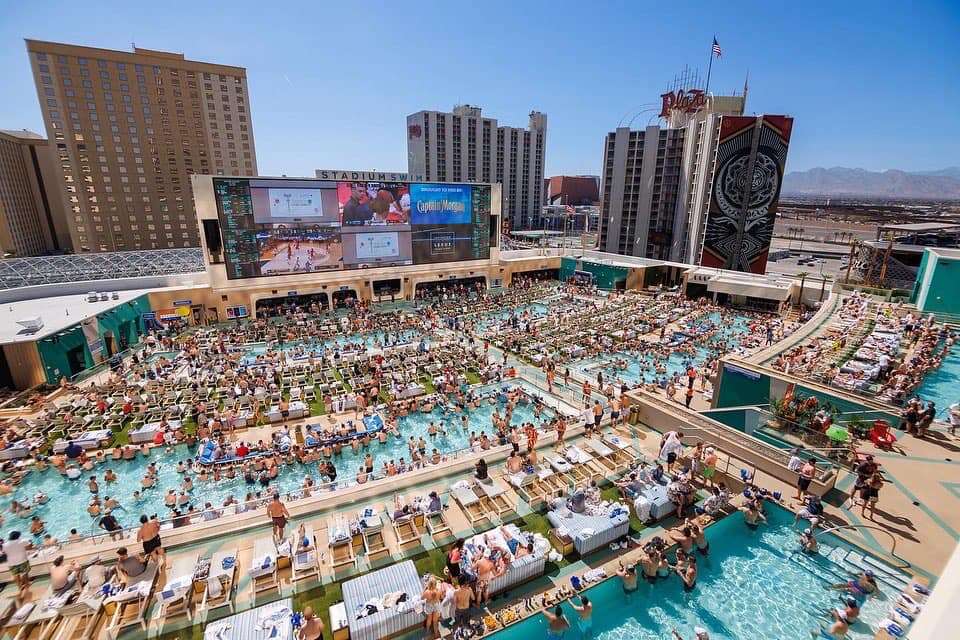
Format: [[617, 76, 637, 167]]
[[200, 549, 238, 614], [153, 551, 199, 622], [291, 524, 321, 583], [249, 536, 280, 595]]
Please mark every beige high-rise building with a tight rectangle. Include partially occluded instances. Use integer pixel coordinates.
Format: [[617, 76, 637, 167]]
[[407, 105, 546, 231], [0, 129, 70, 256], [25, 40, 258, 252]]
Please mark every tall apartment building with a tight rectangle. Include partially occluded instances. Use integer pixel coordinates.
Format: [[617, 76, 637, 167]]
[[0, 129, 70, 256], [407, 105, 546, 230], [25, 40, 258, 252], [598, 126, 686, 259]]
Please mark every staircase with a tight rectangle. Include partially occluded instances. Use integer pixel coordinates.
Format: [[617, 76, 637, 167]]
[[789, 537, 909, 590]]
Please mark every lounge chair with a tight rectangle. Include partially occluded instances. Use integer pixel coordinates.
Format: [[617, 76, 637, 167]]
[[200, 549, 238, 614], [5, 583, 71, 640], [385, 502, 422, 552], [249, 536, 280, 595], [153, 551, 199, 622], [583, 438, 621, 473], [358, 507, 389, 561], [474, 478, 515, 519], [328, 519, 357, 573], [50, 591, 104, 640], [452, 484, 489, 527], [291, 524, 322, 583], [423, 502, 452, 542], [602, 434, 638, 465], [104, 561, 159, 639]]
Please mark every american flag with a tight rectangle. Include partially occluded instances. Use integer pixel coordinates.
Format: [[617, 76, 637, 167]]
[[712, 38, 722, 58]]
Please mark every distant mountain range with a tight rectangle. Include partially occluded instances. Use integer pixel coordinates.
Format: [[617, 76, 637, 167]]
[[782, 167, 960, 199]]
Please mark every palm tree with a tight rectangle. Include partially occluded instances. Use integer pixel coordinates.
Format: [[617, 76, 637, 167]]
[[795, 271, 809, 306]]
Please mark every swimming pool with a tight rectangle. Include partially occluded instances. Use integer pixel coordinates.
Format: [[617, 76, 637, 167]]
[[914, 340, 960, 418], [471, 302, 551, 333], [242, 328, 426, 364], [573, 313, 753, 386], [0, 382, 554, 542], [491, 505, 902, 640]]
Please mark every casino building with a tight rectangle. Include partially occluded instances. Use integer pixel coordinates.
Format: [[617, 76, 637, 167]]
[[598, 87, 793, 274]]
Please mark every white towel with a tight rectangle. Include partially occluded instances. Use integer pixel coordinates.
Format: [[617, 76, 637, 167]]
[[206, 575, 223, 599]]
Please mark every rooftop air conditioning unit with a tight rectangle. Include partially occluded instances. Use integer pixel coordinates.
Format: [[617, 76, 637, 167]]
[[87, 292, 98, 302], [16, 316, 43, 331], [111, 292, 119, 300], [99, 292, 109, 301]]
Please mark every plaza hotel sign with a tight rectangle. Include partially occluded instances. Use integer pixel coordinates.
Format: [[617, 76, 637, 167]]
[[659, 89, 707, 117]]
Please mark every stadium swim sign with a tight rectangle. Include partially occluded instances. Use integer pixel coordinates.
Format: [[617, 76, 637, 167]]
[[315, 169, 424, 182]]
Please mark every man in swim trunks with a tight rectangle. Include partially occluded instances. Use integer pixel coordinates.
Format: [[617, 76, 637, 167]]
[[298, 605, 324, 640], [570, 594, 592, 634], [136, 514, 165, 567], [453, 579, 474, 632], [543, 605, 570, 639], [474, 554, 495, 604], [616, 561, 638, 592], [267, 493, 290, 540]]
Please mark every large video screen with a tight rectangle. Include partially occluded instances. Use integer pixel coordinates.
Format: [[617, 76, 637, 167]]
[[214, 177, 491, 279]]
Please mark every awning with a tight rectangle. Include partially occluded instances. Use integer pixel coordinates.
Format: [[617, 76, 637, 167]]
[[707, 275, 791, 301]]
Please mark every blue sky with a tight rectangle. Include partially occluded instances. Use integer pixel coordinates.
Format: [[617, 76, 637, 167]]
[[1, 0, 957, 177]]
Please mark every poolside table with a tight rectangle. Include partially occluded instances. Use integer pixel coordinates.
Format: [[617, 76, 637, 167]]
[[203, 598, 293, 640]]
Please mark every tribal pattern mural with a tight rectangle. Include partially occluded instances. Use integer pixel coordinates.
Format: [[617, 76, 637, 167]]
[[699, 115, 793, 274]]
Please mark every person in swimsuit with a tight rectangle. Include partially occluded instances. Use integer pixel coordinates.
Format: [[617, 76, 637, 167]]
[[812, 615, 849, 640], [617, 561, 638, 593], [543, 605, 570, 639], [639, 549, 659, 583], [453, 579, 474, 632], [136, 515, 165, 567], [266, 493, 290, 540], [298, 606, 324, 640], [689, 521, 709, 556], [422, 577, 441, 638], [446, 539, 464, 579], [570, 595, 592, 635], [740, 501, 767, 529], [678, 555, 698, 591], [474, 554, 495, 604], [831, 570, 877, 597]]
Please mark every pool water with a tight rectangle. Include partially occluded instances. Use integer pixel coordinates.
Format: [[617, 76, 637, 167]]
[[575, 313, 753, 386], [492, 505, 899, 640], [914, 340, 960, 418], [471, 302, 550, 333], [242, 329, 425, 364], [0, 382, 553, 542]]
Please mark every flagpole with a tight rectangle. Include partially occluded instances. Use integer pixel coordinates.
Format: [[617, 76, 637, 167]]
[[705, 37, 715, 94]]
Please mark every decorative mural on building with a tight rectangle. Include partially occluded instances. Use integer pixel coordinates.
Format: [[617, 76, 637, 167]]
[[699, 115, 793, 274]]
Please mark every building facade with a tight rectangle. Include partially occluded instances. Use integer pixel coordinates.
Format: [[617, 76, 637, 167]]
[[0, 129, 70, 256], [600, 89, 792, 273], [25, 40, 258, 253], [598, 126, 686, 259], [544, 175, 599, 206], [406, 105, 546, 231]]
